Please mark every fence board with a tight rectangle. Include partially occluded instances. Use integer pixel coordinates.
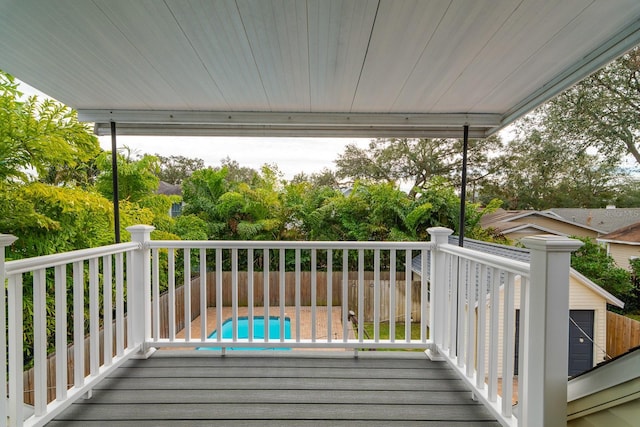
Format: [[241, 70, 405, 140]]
[[606, 311, 640, 359], [347, 280, 421, 323], [201, 271, 407, 309]]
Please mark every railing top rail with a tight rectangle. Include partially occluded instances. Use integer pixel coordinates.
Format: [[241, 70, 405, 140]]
[[439, 242, 530, 277], [5, 242, 140, 275], [149, 240, 435, 250]]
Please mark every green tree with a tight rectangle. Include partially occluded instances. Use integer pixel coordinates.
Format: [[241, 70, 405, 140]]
[[173, 214, 209, 240], [411, 177, 502, 241], [1, 183, 113, 259], [0, 70, 100, 185], [335, 137, 501, 198], [291, 168, 343, 189], [156, 154, 204, 184], [571, 237, 633, 304], [540, 47, 640, 166], [613, 177, 640, 207], [95, 148, 160, 202], [182, 165, 284, 240], [219, 157, 259, 184], [479, 130, 620, 209]]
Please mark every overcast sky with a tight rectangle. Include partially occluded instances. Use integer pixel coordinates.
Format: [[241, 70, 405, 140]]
[[98, 135, 371, 179], [17, 79, 370, 179]]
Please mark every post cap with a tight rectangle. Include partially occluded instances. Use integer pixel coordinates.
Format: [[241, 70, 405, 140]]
[[427, 227, 454, 236], [0, 234, 18, 247], [521, 234, 583, 252], [126, 225, 155, 242]]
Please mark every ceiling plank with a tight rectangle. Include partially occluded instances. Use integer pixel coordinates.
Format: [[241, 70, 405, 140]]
[[308, 0, 378, 111], [350, 0, 452, 112], [387, 0, 519, 113], [168, 0, 269, 110], [235, 0, 310, 111]]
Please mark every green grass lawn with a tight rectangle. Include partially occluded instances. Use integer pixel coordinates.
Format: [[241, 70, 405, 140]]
[[358, 322, 425, 351]]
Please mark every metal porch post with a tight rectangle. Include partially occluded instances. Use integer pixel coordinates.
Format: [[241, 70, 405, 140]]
[[458, 125, 469, 247], [111, 121, 121, 243]]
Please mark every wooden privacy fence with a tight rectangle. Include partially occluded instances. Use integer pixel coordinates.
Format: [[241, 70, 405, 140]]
[[154, 271, 420, 338], [192, 271, 406, 306], [347, 280, 423, 323], [607, 310, 640, 358]]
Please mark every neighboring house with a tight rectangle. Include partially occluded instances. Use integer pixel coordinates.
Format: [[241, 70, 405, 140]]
[[551, 207, 640, 233], [567, 346, 640, 426], [413, 237, 625, 377], [157, 181, 183, 217], [597, 222, 640, 271], [488, 268, 624, 378], [481, 209, 605, 242]]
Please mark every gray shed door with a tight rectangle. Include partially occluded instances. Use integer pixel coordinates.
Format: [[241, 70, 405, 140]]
[[514, 309, 594, 377], [568, 310, 594, 377]]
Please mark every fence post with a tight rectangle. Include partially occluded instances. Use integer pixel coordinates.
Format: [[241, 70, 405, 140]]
[[1, 234, 17, 427], [521, 235, 582, 427], [127, 225, 155, 357], [426, 227, 453, 361]]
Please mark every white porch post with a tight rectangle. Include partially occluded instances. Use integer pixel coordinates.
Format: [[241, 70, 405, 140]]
[[426, 227, 453, 361], [127, 225, 155, 357], [520, 235, 583, 427], [1, 235, 17, 427]]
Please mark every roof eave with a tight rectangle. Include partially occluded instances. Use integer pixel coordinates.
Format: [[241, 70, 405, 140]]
[[597, 238, 640, 246], [80, 111, 502, 138], [488, 17, 640, 135]]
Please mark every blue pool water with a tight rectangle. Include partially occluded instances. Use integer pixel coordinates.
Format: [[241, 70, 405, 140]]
[[199, 316, 291, 351]]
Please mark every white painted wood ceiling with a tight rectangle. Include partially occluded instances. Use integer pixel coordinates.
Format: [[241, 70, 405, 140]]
[[1, 0, 640, 137]]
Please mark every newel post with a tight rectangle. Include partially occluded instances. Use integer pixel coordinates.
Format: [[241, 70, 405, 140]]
[[1, 235, 17, 427], [426, 227, 453, 361], [521, 235, 583, 427], [127, 225, 155, 356]]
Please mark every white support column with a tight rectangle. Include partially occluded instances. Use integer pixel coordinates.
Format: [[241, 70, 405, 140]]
[[127, 225, 155, 357], [426, 227, 453, 361], [521, 235, 583, 427], [0, 235, 17, 427]]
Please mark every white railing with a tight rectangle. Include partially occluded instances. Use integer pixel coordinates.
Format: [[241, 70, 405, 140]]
[[427, 227, 582, 427], [1, 225, 581, 427], [1, 237, 141, 427], [145, 238, 432, 350]]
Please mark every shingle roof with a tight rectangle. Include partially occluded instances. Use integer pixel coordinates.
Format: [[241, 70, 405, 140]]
[[598, 221, 640, 244], [411, 236, 530, 277], [550, 208, 640, 233], [482, 209, 605, 235], [412, 236, 624, 308], [157, 181, 182, 196]]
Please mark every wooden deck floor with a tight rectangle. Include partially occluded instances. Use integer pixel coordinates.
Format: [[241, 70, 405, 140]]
[[47, 351, 500, 426]]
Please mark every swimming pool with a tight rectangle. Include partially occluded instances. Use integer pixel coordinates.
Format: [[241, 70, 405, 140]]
[[199, 316, 291, 350]]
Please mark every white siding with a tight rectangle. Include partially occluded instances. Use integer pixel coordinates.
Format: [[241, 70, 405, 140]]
[[483, 275, 608, 376], [607, 243, 640, 270]]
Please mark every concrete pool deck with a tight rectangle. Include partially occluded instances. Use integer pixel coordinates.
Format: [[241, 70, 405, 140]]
[[172, 306, 350, 350]]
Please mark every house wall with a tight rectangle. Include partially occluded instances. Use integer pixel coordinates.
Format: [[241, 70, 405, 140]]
[[503, 229, 550, 242], [519, 217, 600, 239], [482, 275, 608, 376], [606, 242, 640, 270]]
